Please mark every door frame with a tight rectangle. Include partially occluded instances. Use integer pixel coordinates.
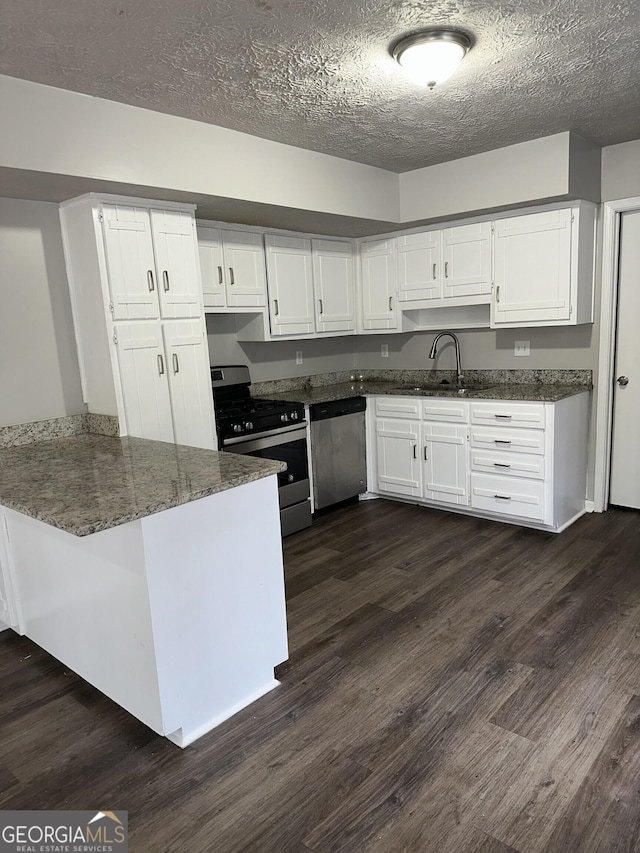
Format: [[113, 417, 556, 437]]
[[593, 195, 640, 511]]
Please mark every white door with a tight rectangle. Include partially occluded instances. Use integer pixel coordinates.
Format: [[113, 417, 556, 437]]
[[422, 423, 469, 506], [375, 418, 422, 497], [163, 321, 216, 450], [221, 229, 267, 308], [492, 209, 572, 326], [114, 323, 174, 443], [442, 222, 491, 298], [101, 204, 159, 320], [150, 209, 202, 320], [397, 231, 441, 302], [610, 209, 640, 508], [361, 239, 399, 331], [197, 225, 226, 309], [265, 234, 315, 336], [312, 239, 355, 333]]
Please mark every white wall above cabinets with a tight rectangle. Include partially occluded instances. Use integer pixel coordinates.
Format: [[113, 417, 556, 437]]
[[367, 392, 590, 533], [60, 194, 216, 449], [197, 223, 267, 311]]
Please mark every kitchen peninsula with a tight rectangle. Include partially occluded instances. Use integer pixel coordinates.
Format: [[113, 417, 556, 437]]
[[0, 434, 288, 747]]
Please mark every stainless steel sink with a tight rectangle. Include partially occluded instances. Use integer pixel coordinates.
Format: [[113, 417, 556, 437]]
[[391, 383, 497, 396]]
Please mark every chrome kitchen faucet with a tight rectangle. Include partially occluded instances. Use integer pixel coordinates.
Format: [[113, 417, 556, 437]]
[[428, 331, 464, 386]]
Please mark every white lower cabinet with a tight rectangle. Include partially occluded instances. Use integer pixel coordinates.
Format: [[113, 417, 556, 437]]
[[370, 392, 589, 532]]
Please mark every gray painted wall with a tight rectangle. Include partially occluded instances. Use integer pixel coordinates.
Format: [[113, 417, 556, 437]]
[[0, 197, 84, 426], [602, 140, 640, 202]]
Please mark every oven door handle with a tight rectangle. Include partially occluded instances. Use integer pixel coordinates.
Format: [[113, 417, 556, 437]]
[[223, 423, 307, 450]]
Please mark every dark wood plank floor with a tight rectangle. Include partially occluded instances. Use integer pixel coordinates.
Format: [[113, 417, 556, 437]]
[[1, 501, 640, 852]]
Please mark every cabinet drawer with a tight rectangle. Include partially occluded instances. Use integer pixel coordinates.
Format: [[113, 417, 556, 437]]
[[470, 401, 545, 429], [471, 474, 545, 521], [470, 426, 545, 455], [471, 449, 545, 480], [375, 396, 421, 419], [421, 399, 469, 423]]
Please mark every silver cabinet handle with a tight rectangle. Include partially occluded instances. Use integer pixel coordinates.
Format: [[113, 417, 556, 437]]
[[163, 270, 170, 292], [432, 263, 436, 280], [494, 439, 511, 444], [217, 265, 223, 285], [495, 414, 512, 419], [319, 298, 324, 315], [172, 353, 179, 374], [424, 446, 428, 461], [389, 296, 393, 311], [229, 267, 235, 286], [617, 376, 629, 387], [147, 270, 155, 292], [494, 494, 511, 500], [444, 261, 449, 278], [413, 444, 417, 459], [496, 285, 500, 302], [494, 462, 511, 468], [157, 354, 164, 376], [274, 299, 279, 316]]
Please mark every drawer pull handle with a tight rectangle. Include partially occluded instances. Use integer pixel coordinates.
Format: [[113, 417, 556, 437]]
[[494, 462, 511, 468], [494, 439, 511, 444], [494, 414, 512, 419], [494, 494, 511, 500]]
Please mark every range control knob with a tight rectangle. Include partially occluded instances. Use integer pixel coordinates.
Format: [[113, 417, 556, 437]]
[[280, 413, 289, 423], [244, 421, 254, 431], [290, 411, 299, 421], [232, 423, 243, 433]]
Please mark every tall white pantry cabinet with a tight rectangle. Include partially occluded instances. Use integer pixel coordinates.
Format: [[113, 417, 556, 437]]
[[60, 195, 216, 449]]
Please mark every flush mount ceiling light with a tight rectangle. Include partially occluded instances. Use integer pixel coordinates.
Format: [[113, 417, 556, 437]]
[[392, 29, 472, 90]]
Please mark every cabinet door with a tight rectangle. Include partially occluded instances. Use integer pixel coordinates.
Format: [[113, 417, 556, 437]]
[[422, 423, 469, 506], [265, 234, 315, 336], [114, 323, 174, 443], [163, 321, 216, 450], [442, 222, 491, 298], [361, 239, 399, 331], [492, 209, 572, 326], [101, 204, 159, 320], [197, 225, 226, 309], [312, 239, 355, 333], [150, 209, 202, 320], [375, 417, 422, 497], [397, 231, 441, 302], [221, 229, 267, 308]]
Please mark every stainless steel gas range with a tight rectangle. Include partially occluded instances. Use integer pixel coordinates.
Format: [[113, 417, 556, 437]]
[[210, 365, 312, 536]]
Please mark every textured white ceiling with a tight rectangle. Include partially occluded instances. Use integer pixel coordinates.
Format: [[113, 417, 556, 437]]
[[1, 0, 640, 173]]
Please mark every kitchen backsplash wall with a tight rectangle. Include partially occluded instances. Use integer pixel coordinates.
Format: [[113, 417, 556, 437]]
[[205, 315, 356, 381]]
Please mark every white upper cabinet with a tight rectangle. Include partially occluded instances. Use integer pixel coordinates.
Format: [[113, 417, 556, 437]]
[[198, 224, 267, 310], [101, 204, 159, 320], [102, 204, 201, 321], [397, 231, 441, 302], [360, 238, 399, 331], [491, 205, 595, 327], [265, 234, 315, 337], [312, 238, 355, 334], [441, 222, 492, 298], [396, 222, 491, 304], [150, 209, 203, 319]]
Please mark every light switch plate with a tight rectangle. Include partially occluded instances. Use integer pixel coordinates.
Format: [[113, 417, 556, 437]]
[[381, 344, 389, 358], [514, 340, 530, 357]]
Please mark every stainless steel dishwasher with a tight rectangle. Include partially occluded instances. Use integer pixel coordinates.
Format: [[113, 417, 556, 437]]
[[309, 396, 367, 510]]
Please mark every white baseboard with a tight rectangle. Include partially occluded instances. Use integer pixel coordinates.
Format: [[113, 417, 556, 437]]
[[585, 500, 596, 513]]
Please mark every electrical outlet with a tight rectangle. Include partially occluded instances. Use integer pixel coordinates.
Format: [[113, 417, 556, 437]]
[[514, 340, 530, 357], [381, 344, 389, 358], [296, 351, 303, 365]]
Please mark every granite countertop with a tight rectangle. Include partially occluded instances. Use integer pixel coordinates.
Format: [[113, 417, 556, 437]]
[[257, 380, 591, 405], [0, 434, 285, 537]]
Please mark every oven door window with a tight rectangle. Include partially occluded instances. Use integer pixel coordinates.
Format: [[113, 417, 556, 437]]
[[244, 436, 308, 488]]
